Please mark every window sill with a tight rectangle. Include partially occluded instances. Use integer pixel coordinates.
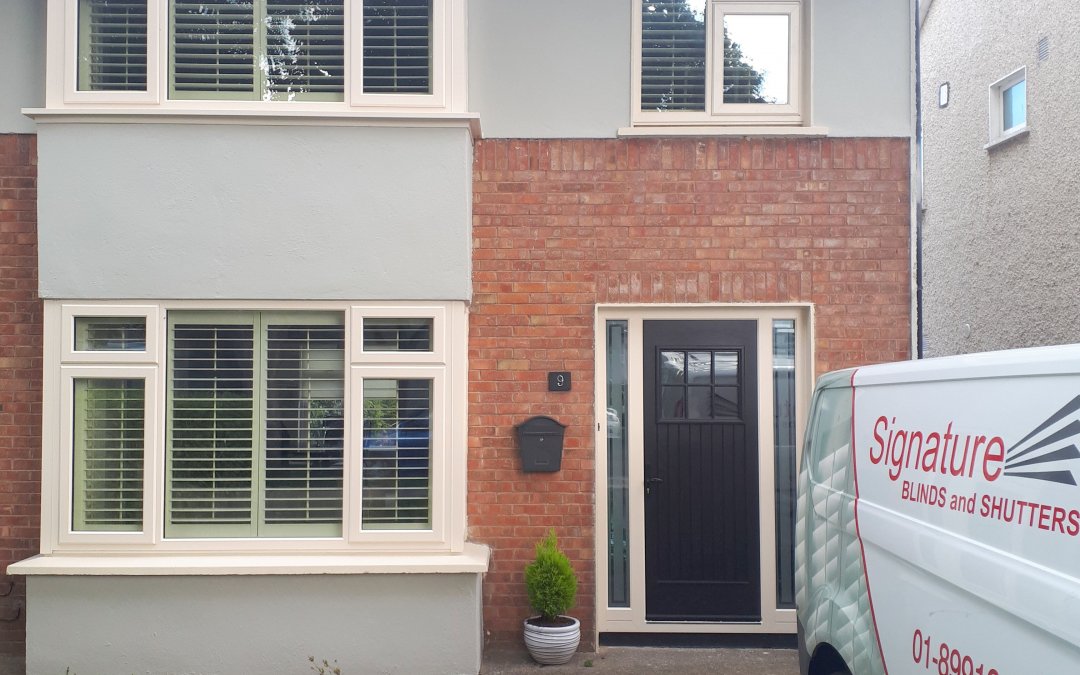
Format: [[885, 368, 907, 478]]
[[6, 542, 490, 576], [984, 125, 1029, 151], [23, 107, 483, 137], [618, 125, 829, 138]]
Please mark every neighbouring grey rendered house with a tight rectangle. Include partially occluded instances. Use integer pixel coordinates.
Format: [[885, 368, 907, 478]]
[[918, 0, 1080, 356], [0, 1, 914, 674]]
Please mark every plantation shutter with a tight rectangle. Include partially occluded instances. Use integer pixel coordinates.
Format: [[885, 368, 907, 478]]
[[362, 379, 432, 529], [263, 316, 345, 536], [171, 0, 345, 101], [167, 316, 257, 537], [172, 0, 258, 99], [640, 0, 707, 111], [362, 0, 433, 94], [73, 379, 146, 531], [265, 1, 346, 100], [74, 317, 147, 352], [362, 318, 433, 352], [78, 0, 148, 91], [166, 311, 344, 538]]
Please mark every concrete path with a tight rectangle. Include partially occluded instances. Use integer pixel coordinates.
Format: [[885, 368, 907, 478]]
[[481, 646, 799, 674]]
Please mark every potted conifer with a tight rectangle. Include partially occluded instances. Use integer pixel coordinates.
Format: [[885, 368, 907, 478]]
[[522, 529, 580, 665]]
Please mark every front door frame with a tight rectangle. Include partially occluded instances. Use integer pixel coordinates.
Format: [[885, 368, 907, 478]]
[[594, 304, 814, 637]]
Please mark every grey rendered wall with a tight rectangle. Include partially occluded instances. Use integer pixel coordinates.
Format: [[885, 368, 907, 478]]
[[468, 0, 912, 138], [0, 0, 44, 134], [26, 573, 483, 675], [811, 0, 913, 137], [468, 0, 631, 138], [920, 0, 1080, 355], [37, 123, 472, 300]]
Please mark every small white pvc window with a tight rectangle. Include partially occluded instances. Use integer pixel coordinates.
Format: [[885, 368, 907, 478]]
[[988, 67, 1028, 147]]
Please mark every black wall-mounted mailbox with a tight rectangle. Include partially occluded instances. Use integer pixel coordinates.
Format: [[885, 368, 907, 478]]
[[515, 416, 567, 472]]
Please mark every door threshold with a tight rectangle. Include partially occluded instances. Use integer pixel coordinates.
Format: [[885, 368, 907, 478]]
[[600, 632, 798, 648]]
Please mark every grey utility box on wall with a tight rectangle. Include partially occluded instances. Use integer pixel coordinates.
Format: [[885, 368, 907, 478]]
[[515, 416, 567, 472]]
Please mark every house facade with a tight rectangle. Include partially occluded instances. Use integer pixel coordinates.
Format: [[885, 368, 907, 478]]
[[919, 0, 1080, 356], [0, 1, 913, 673]]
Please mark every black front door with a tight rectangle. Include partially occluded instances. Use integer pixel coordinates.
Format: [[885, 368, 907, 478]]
[[643, 320, 760, 621]]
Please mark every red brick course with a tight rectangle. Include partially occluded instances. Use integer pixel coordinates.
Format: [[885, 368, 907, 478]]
[[0, 134, 41, 661], [470, 137, 910, 646]]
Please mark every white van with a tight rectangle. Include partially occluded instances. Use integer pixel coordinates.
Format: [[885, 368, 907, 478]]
[[796, 345, 1080, 675]]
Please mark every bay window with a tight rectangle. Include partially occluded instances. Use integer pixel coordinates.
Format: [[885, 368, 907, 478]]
[[56, 0, 463, 111], [635, 0, 804, 126], [48, 301, 464, 554]]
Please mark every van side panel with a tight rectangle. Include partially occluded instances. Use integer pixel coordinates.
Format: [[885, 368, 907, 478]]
[[852, 373, 1080, 674], [796, 378, 885, 675]]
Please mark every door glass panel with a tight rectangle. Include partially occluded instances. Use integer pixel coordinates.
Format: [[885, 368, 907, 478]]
[[713, 351, 739, 385], [773, 319, 797, 608], [606, 321, 630, 607], [660, 351, 685, 384], [714, 386, 740, 417], [660, 350, 742, 420], [687, 352, 711, 384], [661, 386, 685, 418], [687, 386, 711, 418]]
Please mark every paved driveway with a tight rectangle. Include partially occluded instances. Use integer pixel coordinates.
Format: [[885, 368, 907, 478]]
[[481, 646, 799, 674]]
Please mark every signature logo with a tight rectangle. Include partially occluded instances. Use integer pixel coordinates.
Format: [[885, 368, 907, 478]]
[[1004, 395, 1080, 486]]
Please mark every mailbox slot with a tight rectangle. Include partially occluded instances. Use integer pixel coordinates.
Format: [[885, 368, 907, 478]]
[[515, 416, 567, 472]]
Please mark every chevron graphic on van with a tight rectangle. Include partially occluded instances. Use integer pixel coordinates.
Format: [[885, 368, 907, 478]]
[[1003, 394, 1080, 485]]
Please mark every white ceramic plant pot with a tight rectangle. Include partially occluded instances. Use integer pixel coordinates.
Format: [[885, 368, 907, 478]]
[[523, 616, 580, 665]]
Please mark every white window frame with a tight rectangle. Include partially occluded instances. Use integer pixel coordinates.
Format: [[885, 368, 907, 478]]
[[58, 365, 160, 546], [61, 304, 159, 363], [47, 0, 467, 114], [348, 365, 448, 546], [593, 303, 814, 636], [351, 304, 447, 364], [987, 66, 1028, 148], [62, 0, 162, 105], [632, 0, 804, 128], [348, 0, 458, 110], [41, 300, 467, 556]]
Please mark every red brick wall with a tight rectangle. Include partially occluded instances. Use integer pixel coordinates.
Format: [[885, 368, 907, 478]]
[[470, 137, 910, 646], [0, 134, 41, 661]]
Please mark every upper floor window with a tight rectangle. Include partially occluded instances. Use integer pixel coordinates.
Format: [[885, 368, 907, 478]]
[[53, 0, 464, 112], [987, 66, 1028, 147], [634, 0, 803, 127]]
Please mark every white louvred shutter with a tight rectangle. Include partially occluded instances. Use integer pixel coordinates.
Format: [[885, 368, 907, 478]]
[[79, 0, 149, 91], [263, 320, 345, 531], [167, 319, 256, 536], [166, 312, 344, 538], [172, 0, 258, 98], [362, 378, 432, 529], [171, 0, 345, 100], [264, 1, 346, 100], [73, 378, 146, 531], [362, 0, 433, 94], [640, 0, 707, 112]]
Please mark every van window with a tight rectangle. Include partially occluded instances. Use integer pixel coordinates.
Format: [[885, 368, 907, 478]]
[[806, 386, 853, 493]]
